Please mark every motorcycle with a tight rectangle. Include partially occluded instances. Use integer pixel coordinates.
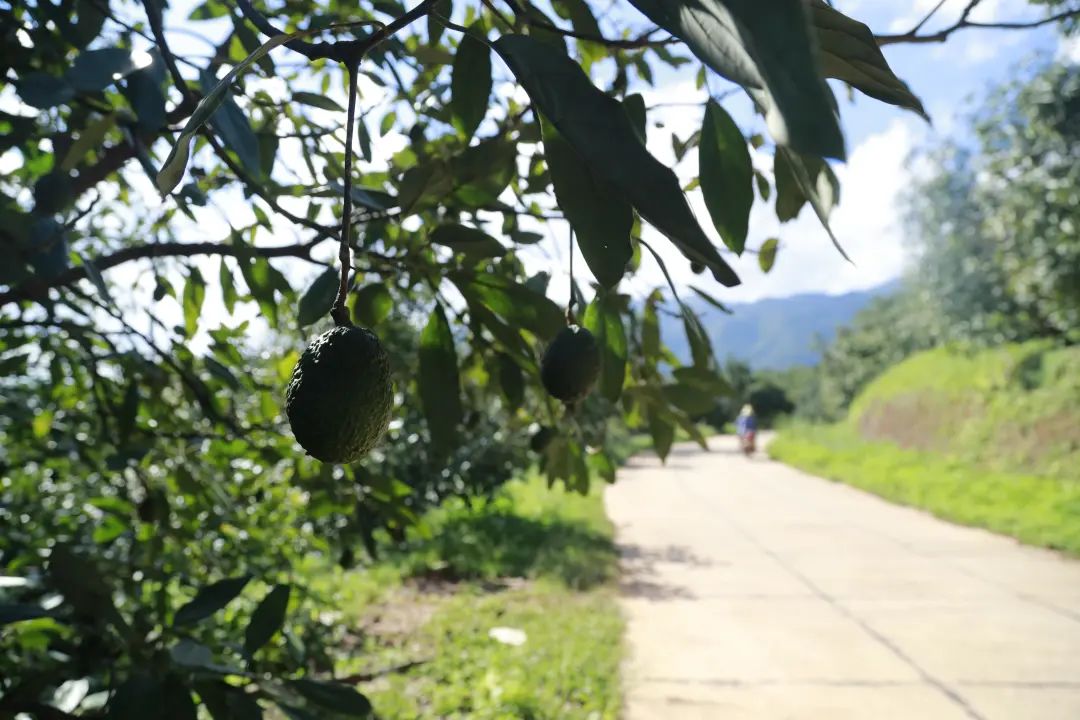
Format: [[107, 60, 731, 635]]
[[738, 430, 756, 457]]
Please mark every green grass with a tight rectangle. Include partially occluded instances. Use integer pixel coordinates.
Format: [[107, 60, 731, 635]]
[[327, 474, 624, 719], [770, 423, 1080, 556]]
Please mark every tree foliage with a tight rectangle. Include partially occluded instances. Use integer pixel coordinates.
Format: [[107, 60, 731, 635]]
[[2, 0, 1063, 715]]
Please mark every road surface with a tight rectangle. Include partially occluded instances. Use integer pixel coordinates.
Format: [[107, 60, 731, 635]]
[[605, 437, 1080, 719]]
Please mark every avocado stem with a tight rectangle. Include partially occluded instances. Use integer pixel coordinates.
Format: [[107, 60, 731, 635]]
[[331, 61, 361, 328]]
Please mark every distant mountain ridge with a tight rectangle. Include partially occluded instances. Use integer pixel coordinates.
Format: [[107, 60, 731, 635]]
[[663, 282, 899, 370]]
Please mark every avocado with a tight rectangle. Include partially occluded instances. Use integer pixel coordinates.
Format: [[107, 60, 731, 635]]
[[285, 325, 393, 463], [540, 324, 600, 403]]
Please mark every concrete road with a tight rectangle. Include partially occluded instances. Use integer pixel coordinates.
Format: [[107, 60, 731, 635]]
[[605, 437, 1080, 720]]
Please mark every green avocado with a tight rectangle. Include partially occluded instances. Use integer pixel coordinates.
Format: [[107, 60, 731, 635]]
[[540, 324, 600, 404], [285, 325, 393, 463]]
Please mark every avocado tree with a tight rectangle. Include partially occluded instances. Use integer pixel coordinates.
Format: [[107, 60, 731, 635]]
[[2, 0, 1074, 716]]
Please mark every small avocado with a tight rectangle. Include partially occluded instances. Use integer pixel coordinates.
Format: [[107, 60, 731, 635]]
[[285, 325, 393, 463], [540, 324, 600, 404]]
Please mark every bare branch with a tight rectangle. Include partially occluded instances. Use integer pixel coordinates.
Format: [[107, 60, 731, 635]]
[[877, 5, 1080, 45]]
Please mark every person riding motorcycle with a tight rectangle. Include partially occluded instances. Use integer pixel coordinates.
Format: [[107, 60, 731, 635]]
[[735, 404, 757, 456]]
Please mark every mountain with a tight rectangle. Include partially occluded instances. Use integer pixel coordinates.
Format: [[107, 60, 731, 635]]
[[662, 282, 899, 370]]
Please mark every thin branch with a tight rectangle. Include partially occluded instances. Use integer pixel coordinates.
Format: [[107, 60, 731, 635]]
[[876, 5, 1080, 45], [0, 240, 318, 308], [909, 0, 949, 34]]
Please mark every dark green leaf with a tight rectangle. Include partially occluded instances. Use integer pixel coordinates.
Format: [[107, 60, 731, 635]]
[[663, 383, 716, 415], [758, 237, 779, 273], [124, 51, 167, 131], [68, 48, 136, 92], [289, 679, 372, 717], [109, 674, 162, 720], [588, 449, 616, 483], [495, 35, 739, 287], [162, 674, 199, 720], [419, 304, 463, 453], [456, 274, 564, 341], [496, 353, 525, 411], [450, 138, 517, 205], [351, 284, 393, 327], [583, 293, 627, 402], [647, 406, 675, 462], [73, 0, 107, 47], [541, 117, 631, 289], [429, 224, 506, 259], [0, 603, 50, 626], [292, 92, 343, 112], [195, 681, 263, 720], [16, 73, 74, 109], [552, 0, 602, 37], [700, 100, 753, 253], [173, 575, 251, 627], [810, 0, 928, 120], [297, 268, 339, 327], [673, 366, 731, 395], [201, 71, 262, 180], [623, 93, 646, 144], [450, 25, 492, 140], [774, 149, 806, 222], [776, 147, 847, 259], [183, 267, 205, 337], [244, 584, 291, 657], [626, 0, 845, 160]]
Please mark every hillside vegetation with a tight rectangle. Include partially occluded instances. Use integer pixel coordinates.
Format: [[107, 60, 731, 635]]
[[772, 342, 1080, 554]]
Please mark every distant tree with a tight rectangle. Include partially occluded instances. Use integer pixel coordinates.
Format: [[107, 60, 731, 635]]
[[905, 61, 1080, 344]]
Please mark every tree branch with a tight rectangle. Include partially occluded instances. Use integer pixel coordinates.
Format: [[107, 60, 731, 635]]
[[0, 240, 319, 308], [876, 5, 1080, 45]]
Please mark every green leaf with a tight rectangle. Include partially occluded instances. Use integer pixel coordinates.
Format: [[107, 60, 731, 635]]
[[541, 116, 632, 290], [776, 147, 847, 260], [158, 27, 308, 193], [244, 584, 291, 657], [67, 47, 136, 92], [16, 73, 75, 109], [194, 681, 263, 720], [419, 304, 463, 453], [162, 674, 199, 720], [450, 137, 517, 205], [456, 274, 564, 341], [173, 575, 252, 627], [200, 71, 262, 181], [689, 285, 732, 314], [626, 0, 845, 160], [552, 0, 602, 37], [289, 679, 372, 717], [758, 237, 779, 273], [673, 366, 731, 395], [682, 305, 713, 369], [583, 293, 627, 402], [588, 449, 616, 484], [61, 114, 117, 171], [450, 24, 492, 140], [125, 51, 168, 131], [700, 100, 753, 254], [810, 0, 928, 120], [774, 149, 806, 222], [496, 353, 525, 411], [647, 406, 675, 462], [495, 34, 739, 288], [429, 224, 506, 259], [292, 92, 344, 112], [77, 252, 114, 306], [219, 258, 238, 314], [296, 268, 339, 327], [183, 267, 206, 337], [663, 383, 716, 415], [642, 291, 661, 361], [109, 674, 163, 720], [351, 284, 392, 327]]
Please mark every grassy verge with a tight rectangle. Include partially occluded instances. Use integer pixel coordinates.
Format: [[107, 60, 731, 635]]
[[770, 423, 1080, 555], [326, 474, 623, 719]]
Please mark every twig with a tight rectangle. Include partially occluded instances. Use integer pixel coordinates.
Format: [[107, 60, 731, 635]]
[[331, 64, 360, 327], [876, 4, 1080, 45]]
